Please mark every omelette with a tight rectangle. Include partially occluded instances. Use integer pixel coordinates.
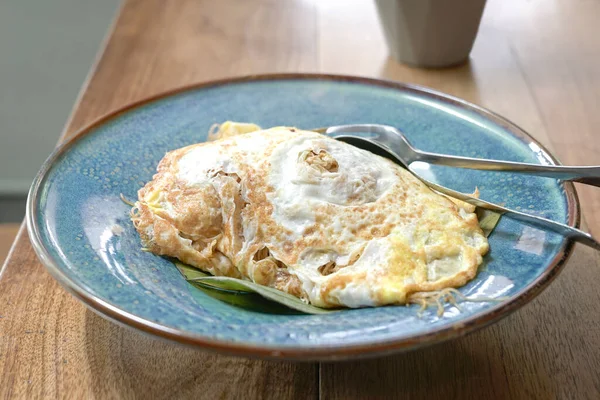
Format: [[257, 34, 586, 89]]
[[130, 124, 489, 308]]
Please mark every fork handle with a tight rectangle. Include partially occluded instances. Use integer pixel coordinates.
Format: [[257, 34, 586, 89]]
[[505, 210, 600, 250], [421, 178, 600, 251], [417, 152, 600, 187]]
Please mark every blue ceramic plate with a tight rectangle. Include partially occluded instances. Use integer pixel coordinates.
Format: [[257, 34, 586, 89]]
[[27, 75, 579, 360]]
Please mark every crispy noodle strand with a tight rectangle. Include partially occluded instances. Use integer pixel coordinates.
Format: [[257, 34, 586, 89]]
[[407, 288, 509, 317], [119, 193, 135, 207]]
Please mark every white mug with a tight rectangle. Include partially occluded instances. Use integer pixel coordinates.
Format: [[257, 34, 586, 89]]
[[374, 0, 487, 68]]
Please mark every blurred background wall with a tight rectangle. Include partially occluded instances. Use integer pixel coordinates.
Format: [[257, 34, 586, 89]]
[[0, 0, 120, 222]]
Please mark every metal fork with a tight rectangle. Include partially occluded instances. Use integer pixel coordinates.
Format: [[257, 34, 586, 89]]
[[312, 125, 600, 250]]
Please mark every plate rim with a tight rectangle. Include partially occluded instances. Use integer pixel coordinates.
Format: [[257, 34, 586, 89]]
[[26, 73, 580, 361]]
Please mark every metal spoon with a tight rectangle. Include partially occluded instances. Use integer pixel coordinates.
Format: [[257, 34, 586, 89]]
[[317, 124, 600, 187], [323, 133, 600, 251]]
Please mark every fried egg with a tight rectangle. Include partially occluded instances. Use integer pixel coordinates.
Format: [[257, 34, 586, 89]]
[[131, 125, 489, 308]]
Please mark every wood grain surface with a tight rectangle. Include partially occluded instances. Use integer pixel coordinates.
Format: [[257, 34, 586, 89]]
[[0, 224, 20, 266], [1, 0, 599, 398]]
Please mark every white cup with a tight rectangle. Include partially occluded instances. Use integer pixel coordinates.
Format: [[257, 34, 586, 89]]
[[374, 0, 487, 68]]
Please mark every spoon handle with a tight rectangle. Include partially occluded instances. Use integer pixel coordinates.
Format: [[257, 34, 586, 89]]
[[421, 177, 600, 251], [416, 152, 600, 187]]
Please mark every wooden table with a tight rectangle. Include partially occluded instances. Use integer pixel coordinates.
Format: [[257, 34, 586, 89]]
[[1, 0, 599, 398]]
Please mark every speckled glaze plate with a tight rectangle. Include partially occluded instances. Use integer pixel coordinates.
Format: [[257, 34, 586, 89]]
[[27, 74, 579, 360]]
